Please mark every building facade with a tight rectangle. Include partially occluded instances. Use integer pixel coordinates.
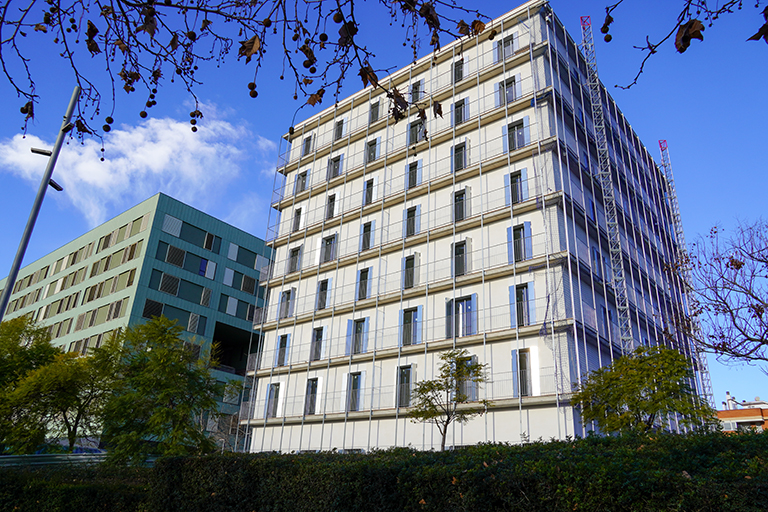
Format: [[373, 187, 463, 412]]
[[1, 193, 271, 445], [719, 393, 768, 433], [244, 0, 709, 452]]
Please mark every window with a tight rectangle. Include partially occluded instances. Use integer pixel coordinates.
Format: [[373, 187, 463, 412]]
[[446, 295, 477, 338], [361, 222, 373, 251], [346, 318, 369, 355], [276, 334, 289, 366], [357, 268, 370, 301], [591, 246, 602, 279], [402, 308, 417, 346], [363, 178, 374, 205], [405, 207, 418, 237], [365, 139, 378, 163], [292, 208, 302, 232], [278, 289, 295, 319], [305, 378, 318, 415], [328, 155, 343, 180], [370, 100, 380, 123], [295, 171, 308, 194], [457, 354, 478, 401], [507, 171, 525, 204], [454, 98, 466, 125], [512, 349, 532, 397], [316, 279, 329, 310], [320, 235, 337, 264], [302, 135, 313, 156], [347, 372, 362, 411], [326, 195, 336, 220], [334, 119, 344, 141], [453, 60, 464, 83], [403, 255, 416, 289], [452, 142, 466, 172], [497, 34, 515, 61], [454, 190, 466, 222], [266, 383, 280, 418], [507, 223, 531, 263], [398, 366, 412, 407], [513, 284, 532, 327], [453, 241, 467, 276], [407, 162, 419, 190], [288, 247, 301, 273], [310, 328, 323, 361], [587, 197, 597, 222], [408, 119, 425, 145], [411, 80, 421, 101], [506, 121, 525, 151], [499, 77, 517, 105]]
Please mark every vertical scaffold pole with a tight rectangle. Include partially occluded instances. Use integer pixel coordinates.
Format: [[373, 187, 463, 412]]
[[579, 17, 634, 355]]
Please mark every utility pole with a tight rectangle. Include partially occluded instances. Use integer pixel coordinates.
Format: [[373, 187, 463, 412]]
[[0, 86, 81, 324]]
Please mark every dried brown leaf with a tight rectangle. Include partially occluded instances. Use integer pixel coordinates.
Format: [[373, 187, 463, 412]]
[[419, 3, 440, 31], [169, 33, 179, 51], [137, 16, 157, 38], [359, 65, 379, 88], [338, 21, 358, 46], [302, 78, 314, 85], [86, 20, 98, 40], [201, 19, 212, 31], [430, 31, 440, 48], [115, 39, 128, 53], [238, 35, 261, 63], [75, 119, 92, 134], [471, 20, 485, 36], [433, 100, 443, 118], [675, 19, 704, 53], [307, 88, 325, 106], [457, 20, 470, 36], [34, 23, 47, 33], [86, 38, 101, 55]]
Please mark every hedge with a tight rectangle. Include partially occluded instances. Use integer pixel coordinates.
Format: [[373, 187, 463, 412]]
[[2, 432, 768, 511]]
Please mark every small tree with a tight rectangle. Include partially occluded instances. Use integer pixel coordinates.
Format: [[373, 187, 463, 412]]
[[572, 346, 716, 434], [0, 316, 59, 453], [4, 337, 120, 452], [409, 349, 489, 451], [101, 316, 224, 464]]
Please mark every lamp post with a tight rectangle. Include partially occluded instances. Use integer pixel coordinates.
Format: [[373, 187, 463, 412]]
[[0, 86, 81, 324]]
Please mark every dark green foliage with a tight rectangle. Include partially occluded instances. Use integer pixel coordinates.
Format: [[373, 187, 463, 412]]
[[2, 432, 768, 511]]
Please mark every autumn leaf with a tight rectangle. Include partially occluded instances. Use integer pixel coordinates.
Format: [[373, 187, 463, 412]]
[[307, 88, 325, 106], [471, 20, 486, 36], [418, 499, 426, 505], [451, 476, 458, 485], [674, 19, 704, 53], [169, 33, 179, 51], [22, 101, 34, 120], [430, 31, 440, 48], [137, 16, 157, 38], [359, 65, 379, 88], [433, 100, 443, 118], [302, 78, 314, 85], [419, 3, 440, 31], [299, 44, 315, 63], [417, 107, 426, 121], [201, 19, 212, 31], [238, 35, 261, 63], [86, 39, 101, 55], [34, 23, 47, 33], [86, 20, 98, 40], [115, 39, 128, 53], [338, 21, 358, 46], [457, 20, 470, 36], [75, 119, 92, 135]]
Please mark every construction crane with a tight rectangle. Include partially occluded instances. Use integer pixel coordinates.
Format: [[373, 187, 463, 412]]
[[658, 140, 715, 407], [580, 16, 634, 355]]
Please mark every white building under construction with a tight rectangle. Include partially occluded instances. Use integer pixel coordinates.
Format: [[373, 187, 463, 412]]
[[242, 0, 711, 452]]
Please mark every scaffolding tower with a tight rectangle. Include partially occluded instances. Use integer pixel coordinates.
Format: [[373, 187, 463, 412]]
[[579, 16, 634, 355], [658, 140, 715, 407]]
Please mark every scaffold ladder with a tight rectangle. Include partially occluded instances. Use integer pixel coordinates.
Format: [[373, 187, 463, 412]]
[[658, 140, 715, 406], [580, 16, 634, 355]]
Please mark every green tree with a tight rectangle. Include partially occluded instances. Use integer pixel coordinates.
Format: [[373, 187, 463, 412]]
[[4, 337, 121, 452], [409, 349, 489, 451], [102, 316, 224, 464], [572, 346, 716, 434], [0, 316, 59, 453]]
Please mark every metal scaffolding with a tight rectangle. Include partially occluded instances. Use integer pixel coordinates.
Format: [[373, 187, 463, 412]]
[[580, 16, 634, 355]]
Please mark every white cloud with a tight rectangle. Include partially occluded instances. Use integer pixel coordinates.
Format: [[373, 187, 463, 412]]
[[0, 115, 278, 228]]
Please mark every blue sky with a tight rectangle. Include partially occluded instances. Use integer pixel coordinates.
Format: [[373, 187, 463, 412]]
[[0, 0, 765, 407]]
